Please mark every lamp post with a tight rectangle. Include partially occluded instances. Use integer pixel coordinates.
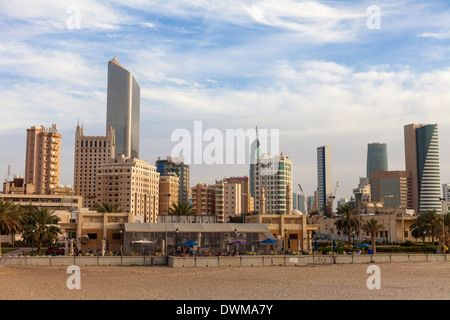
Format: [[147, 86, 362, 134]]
[[31, 227, 36, 256], [234, 228, 237, 254], [284, 228, 287, 255], [176, 228, 179, 254], [119, 228, 123, 257]]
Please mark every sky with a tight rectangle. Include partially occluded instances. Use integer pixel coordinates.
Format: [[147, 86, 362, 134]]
[[1, 0, 450, 202]]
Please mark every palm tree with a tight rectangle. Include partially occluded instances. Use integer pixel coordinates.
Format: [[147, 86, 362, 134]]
[[361, 218, 384, 254], [168, 202, 196, 216], [410, 210, 442, 243], [334, 204, 360, 245], [0, 201, 23, 257], [93, 202, 122, 213], [23, 207, 61, 253]]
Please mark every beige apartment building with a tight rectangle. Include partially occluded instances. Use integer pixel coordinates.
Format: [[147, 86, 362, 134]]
[[159, 173, 179, 215], [97, 155, 160, 223], [223, 176, 254, 214], [191, 181, 241, 223], [25, 125, 62, 194], [73, 124, 115, 208]]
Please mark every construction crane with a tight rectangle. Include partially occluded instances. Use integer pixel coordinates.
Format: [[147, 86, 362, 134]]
[[327, 181, 339, 218], [298, 183, 309, 215]]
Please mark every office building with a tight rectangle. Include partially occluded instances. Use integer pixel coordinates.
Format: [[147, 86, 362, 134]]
[[370, 171, 412, 209], [106, 57, 140, 159], [251, 152, 293, 215], [97, 155, 160, 223], [404, 123, 441, 214], [25, 125, 62, 194], [73, 124, 115, 208], [367, 143, 388, 180], [317, 146, 332, 214], [156, 156, 190, 204]]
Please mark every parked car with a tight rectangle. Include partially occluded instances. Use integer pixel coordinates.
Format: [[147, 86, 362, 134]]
[[45, 246, 65, 256]]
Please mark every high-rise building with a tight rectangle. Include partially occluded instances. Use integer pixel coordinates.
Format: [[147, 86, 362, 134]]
[[97, 155, 160, 223], [25, 125, 62, 194], [73, 124, 115, 208], [404, 123, 441, 214], [367, 143, 388, 179], [159, 174, 179, 215], [155, 157, 190, 204], [106, 57, 140, 159], [317, 146, 332, 214], [251, 153, 293, 215], [370, 171, 412, 209]]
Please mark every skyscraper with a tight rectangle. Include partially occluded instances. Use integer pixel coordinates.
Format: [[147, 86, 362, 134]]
[[404, 123, 441, 214], [367, 143, 388, 179], [106, 57, 140, 159], [25, 125, 62, 194], [251, 153, 293, 215], [317, 146, 332, 214]]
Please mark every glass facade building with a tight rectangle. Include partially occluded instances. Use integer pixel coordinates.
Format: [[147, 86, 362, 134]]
[[404, 123, 441, 214], [106, 57, 140, 159], [367, 143, 388, 179], [317, 146, 332, 214]]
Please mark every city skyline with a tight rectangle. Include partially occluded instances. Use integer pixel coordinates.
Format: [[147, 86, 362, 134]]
[[2, 1, 450, 202]]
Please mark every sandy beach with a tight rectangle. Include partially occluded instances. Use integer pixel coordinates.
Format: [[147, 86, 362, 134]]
[[0, 261, 449, 300]]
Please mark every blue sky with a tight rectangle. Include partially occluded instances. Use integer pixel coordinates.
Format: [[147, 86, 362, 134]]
[[1, 0, 450, 202]]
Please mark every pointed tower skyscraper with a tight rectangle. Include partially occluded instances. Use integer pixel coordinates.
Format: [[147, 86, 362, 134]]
[[106, 57, 140, 159]]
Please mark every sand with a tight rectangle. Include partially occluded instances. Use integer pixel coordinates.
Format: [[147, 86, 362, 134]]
[[0, 262, 449, 300]]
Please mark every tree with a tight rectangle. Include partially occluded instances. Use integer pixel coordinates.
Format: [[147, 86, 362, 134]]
[[93, 202, 122, 213], [23, 207, 61, 253], [361, 218, 384, 254], [168, 202, 196, 216], [334, 204, 360, 244], [410, 210, 442, 243], [0, 201, 23, 256]]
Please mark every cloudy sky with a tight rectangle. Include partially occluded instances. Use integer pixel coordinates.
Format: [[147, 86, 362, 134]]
[[1, 0, 450, 202]]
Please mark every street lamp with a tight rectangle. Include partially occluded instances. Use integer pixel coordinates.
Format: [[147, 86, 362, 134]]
[[284, 228, 287, 254], [119, 228, 123, 257], [234, 228, 237, 254], [31, 227, 36, 256], [176, 227, 179, 253]]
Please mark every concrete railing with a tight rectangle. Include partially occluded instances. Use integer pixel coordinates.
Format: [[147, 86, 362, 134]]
[[0, 255, 168, 266], [1, 254, 447, 267], [168, 254, 449, 268]]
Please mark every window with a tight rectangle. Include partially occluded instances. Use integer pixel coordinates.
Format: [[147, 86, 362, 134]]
[[87, 233, 97, 240]]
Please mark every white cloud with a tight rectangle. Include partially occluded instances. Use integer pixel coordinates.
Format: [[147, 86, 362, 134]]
[[418, 31, 450, 39]]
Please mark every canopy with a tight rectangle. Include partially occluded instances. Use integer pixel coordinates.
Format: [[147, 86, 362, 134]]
[[260, 238, 277, 244], [181, 241, 198, 246], [355, 243, 371, 248]]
